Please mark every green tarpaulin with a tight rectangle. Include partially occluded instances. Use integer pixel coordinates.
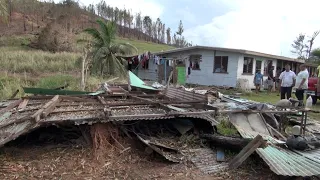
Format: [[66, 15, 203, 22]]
[[23, 87, 94, 95], [128, 71, 158, 90]]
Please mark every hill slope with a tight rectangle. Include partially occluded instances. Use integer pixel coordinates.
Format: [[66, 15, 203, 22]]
[[0, 34, 175, 100]]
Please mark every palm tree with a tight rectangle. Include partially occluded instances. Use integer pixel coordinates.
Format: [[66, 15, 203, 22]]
[[84, 19, 138, 77]]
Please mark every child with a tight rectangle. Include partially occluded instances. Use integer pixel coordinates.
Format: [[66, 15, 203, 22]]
[[254, 69, 264, 94]]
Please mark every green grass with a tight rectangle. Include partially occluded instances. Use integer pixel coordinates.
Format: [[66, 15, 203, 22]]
[[0, 46, 81, 74], [240, 91, 320, 120], [0, 35, 34, 47], [0, 34, 176, 100]]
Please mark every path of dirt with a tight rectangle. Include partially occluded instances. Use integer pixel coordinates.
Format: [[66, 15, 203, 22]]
[[0, 144, 277, 180]]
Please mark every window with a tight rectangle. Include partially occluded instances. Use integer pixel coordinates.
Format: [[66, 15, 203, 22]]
[[189, 55, 202, 70], [214, 56, 228, 73], [256, 60, 262, 73], [243, 57, 253, 74], [264, 60, 273, 76]]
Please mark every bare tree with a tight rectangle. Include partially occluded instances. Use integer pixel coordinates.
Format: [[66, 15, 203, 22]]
[[306, 31, 320, 59]]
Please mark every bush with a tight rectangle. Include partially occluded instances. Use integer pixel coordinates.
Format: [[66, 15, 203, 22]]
[[35, 21, 74, 52], [36, 74, 80, 90]]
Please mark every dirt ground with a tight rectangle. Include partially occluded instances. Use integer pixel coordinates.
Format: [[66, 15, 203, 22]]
[[0, 143, 278, 180]]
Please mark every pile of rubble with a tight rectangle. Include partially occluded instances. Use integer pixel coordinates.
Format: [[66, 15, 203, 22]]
[[1, 77, 320, 178]]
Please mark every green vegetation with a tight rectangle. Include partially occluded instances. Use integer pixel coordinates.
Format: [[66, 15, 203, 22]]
[[0, 46, 81, 74], [83, 20, 138, 77], [216, 117, 239, 136], [0, 33, 174, 100]]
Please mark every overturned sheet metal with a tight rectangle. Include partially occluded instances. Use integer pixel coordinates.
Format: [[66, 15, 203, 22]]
[[229, 112, 320, 177], [165, 87, 207, 101], [256, 146, 320, 176]]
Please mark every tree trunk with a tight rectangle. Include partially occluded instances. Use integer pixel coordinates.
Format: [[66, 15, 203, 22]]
[[23, 14, 27, 32], [81, 57, 86, 91], [200, 134, 251, 149]]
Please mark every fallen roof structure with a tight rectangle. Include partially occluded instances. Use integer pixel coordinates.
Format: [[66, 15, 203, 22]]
[[0, 86, 217, 147]]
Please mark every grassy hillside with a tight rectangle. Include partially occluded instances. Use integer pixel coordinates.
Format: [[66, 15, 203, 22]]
[[0, 35, 175, 100]]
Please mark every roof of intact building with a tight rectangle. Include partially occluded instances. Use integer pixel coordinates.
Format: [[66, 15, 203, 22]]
[[154, 46, 305, 63]]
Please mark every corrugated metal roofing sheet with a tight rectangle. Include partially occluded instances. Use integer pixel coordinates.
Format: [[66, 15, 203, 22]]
[[256, 146, 320, 176], [229, 112, 320, 177], [165, 87, 207, 101]]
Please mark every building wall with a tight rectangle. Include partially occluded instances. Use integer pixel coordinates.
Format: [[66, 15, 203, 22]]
[[236, 54, 277, 89], [136, 59, 158, 81], [161, 49, 240, 87]]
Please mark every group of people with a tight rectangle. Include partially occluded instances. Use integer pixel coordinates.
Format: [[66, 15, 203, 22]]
[[254, 64, 310, 106]]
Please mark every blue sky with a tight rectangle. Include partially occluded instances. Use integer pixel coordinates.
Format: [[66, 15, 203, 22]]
[[74, 0, 320, 58]]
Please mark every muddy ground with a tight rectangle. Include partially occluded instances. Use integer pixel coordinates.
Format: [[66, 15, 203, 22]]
[[0, 142, 278, 180]]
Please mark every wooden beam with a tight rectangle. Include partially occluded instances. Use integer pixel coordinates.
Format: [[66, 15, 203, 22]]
[[31, 95, 60, 122], [18, 99, 29, 109], [61, 95, 97, 102], [97, 96, 107, 105], [130, 95, 171, 111], [229, 135, 265, 170], [42, 97, 61, 117], [10, 89, 19, 99], [0, 99, 23, 114], [110, 110, 216, 119], [97, 96, 111, 117]]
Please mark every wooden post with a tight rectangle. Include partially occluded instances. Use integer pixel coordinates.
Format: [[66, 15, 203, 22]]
[[229, 135, 265, 170]]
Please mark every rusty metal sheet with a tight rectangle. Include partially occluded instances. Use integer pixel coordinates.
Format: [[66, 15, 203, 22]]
[[165, 87, 207, 101]]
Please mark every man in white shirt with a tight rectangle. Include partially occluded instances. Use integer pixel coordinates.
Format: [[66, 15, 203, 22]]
[[295, 64, 309, 106], [279, 64, 296, 99]]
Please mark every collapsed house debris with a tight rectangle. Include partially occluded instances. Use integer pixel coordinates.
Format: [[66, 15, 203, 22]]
[[1, 73, 320, 178]]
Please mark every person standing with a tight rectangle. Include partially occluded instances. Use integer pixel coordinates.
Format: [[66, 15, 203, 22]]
[[279, 64, 296, 99], [267, 66, 275, 94], [295, 64, 309, 106], [316, 64, 320, 96], [254, 69, 263, 94]]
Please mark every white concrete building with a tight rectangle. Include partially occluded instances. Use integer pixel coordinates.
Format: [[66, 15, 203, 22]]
[[151, 46, 305, 89]]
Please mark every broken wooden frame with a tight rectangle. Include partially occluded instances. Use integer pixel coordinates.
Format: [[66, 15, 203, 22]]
[[229, 135, 266, 169]]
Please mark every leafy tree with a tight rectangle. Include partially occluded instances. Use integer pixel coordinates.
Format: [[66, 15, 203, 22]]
[[311, 48, 320, 60], [83, 19, 138, 77]]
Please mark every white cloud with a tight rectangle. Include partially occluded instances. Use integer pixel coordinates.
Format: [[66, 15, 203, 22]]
[[79, 0, 164, 21], [185, 0, 320, 57]]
